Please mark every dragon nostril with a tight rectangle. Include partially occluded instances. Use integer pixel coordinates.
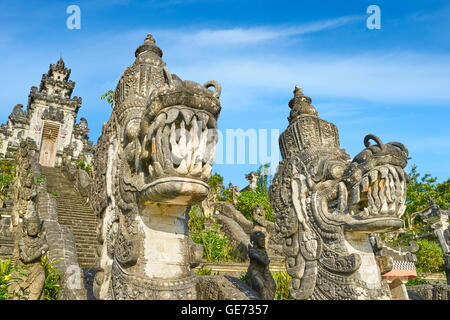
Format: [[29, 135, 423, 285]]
[[364, 134, 384, 149]]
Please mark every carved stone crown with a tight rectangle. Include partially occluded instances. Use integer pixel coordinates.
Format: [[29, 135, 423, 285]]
[[114, 34, 168, 123], [279, 85, 341, 159]]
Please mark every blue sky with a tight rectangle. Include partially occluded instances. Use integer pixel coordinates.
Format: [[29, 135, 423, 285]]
[[1, 0, 449, 188]]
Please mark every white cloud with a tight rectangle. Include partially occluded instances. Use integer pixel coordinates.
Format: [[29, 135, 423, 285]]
[[174, 16, 361, 47]]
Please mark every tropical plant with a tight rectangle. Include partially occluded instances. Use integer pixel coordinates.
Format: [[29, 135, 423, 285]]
[[191, 225, 234, 262], [0, 160, 15, 207], [73, 158, 92, 174], [188, 205, 207, 235], [235, 190, 274, 222], [0, 259, 29, 300], [272, 271, 292, 300], [194, 266, 212, 276], [406, 277, 429, 286], [404, 165, 450, 230], [41, 255, 61, 300], [101, 90, 115, 108], [414, 239, 445, 273], [0, 259, 13, 300]]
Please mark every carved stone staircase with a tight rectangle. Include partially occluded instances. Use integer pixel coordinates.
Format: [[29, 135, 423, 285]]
[[41, 167, 98, 268]]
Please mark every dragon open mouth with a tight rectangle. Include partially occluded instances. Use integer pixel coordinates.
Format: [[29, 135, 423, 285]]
[[143, 106, 218, 182], [138, 107, 218, 205], [348, 164, 406, 219]]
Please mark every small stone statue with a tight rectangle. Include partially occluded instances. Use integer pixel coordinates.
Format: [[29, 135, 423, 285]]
[[8, 214, 49, 300], [244, 172, 259, 191], [252, 205, 270, 247], [228, 183, 240, 205], [246, 231, 276, 300]]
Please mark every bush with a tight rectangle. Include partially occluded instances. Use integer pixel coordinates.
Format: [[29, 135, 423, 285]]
[[238, 271, 292, 300], [406, 277, 429, 286], [188, 205, 206, 234], [0, 160, 15, 206], [0, 259, 28, 300], [73, 159, 92, 174], [191, 226, 234, 262], [188, 206, 234, 262], [415, 239, 445, 273], [272, 271, 292, 300], [194, 266, 212, 276], [0, 259, 13, 300], [0, 257, 60, 300], [41, 256, 61, 300], [235, 190, 274, 222]]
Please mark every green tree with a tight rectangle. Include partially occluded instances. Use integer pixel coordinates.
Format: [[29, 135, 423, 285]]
[[256, 163, 272, 194], [414, 239, 445, 273], [235, 190, 274, 222], [404, 165, 450, 231]]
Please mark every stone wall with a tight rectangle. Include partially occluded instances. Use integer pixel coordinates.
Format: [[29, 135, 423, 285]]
[[3, 140, 88, 299]]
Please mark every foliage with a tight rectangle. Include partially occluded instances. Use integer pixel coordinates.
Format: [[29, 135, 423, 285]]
[[0, 259, 14, 300], [239, 271, 248, 282], [405, 165, 450, 216], [207, 173, 232, 202], [384, 165, 449, 247], [188, 206, 235, 262], [73, 158, 92, 174], [414, 239, 445, 273], [41, 256, 61, 300], [191, 225, 234, 262], [194, 266, 212, 276], [101, 90, 115, 108], [238, 271, 292, 300], [0, 256, 60, 300], [406, 277, 429, 286], [256, 163, 272, 194], [272, 271, 292, 300], [0, 259, 28, 300], [188, 205, 206, 234], [208, 173, 224, 193], [34, 174, 47, 184], [0, 160, 15, 206], [235, 190, 274, 222]]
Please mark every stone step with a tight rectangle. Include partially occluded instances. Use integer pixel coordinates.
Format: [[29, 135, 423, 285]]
[[42, 167, 98, 268]]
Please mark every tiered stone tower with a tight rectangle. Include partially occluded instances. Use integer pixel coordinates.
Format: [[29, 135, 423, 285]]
[[0, 58, 92, 166]]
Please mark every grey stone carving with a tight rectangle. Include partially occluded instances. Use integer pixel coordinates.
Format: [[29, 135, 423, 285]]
[[41, 106, 65, 123], [241, 171, 259, 192], [0, 58, 92, 165], [269, 85, 409, 300], [91, 34, 221, 300], [370, 234, 419, 299], [7, 214, 48, 300], [246, 231, 276, 300]]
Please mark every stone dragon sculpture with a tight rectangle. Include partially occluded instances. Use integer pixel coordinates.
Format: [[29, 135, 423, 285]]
[[269, 85, 409, 300], [90, 35, 221, 299]]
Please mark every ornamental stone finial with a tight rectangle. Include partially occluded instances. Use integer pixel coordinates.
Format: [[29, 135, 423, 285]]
[[288, 84, 318, 122]]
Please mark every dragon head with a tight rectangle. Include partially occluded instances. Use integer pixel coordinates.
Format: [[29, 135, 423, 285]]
[[93, 35, 222, 300], [270, 85, 409, 300], [114, 35, 221, 207]]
